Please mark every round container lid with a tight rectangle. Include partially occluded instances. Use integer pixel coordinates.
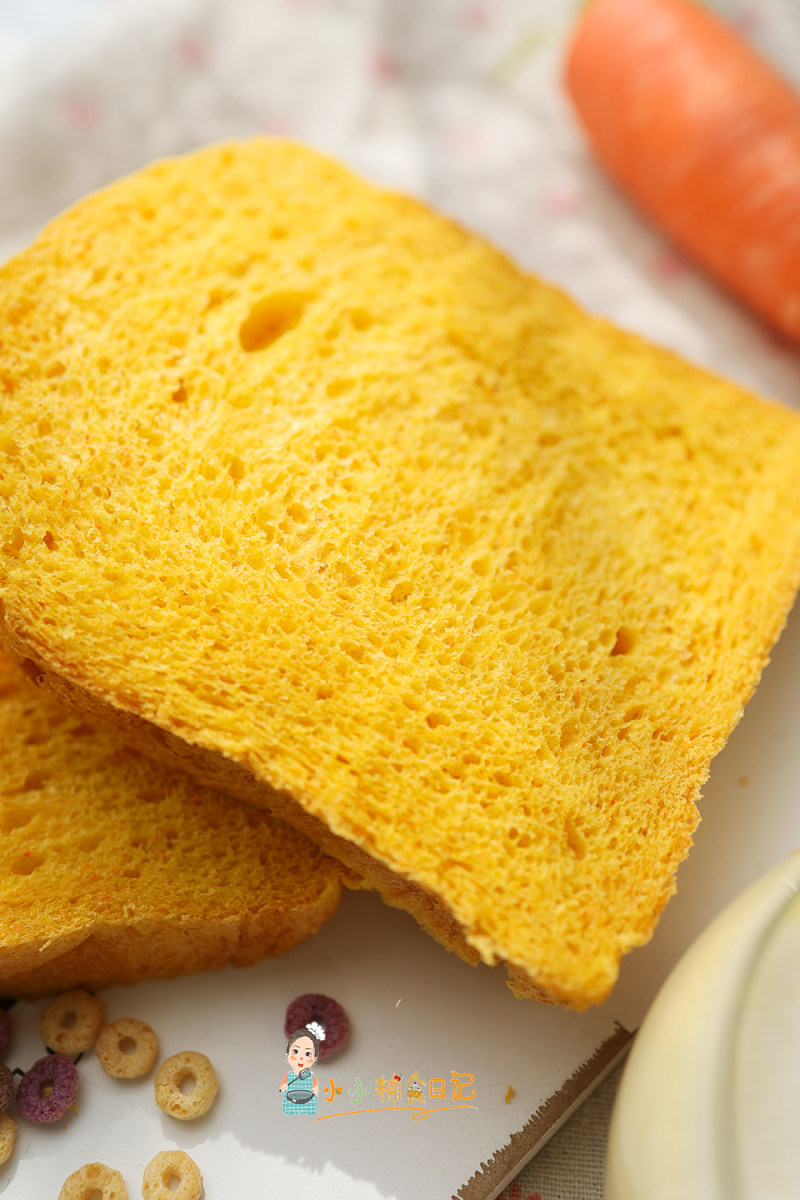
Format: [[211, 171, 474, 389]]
[[606, 852, 800, 1200]]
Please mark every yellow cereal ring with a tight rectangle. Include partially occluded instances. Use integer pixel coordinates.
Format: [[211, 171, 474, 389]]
[[41, 991, 105, 1056], [95, 1018, 159, 1079], [58, 1162, 127, 1199], [142, 1150, 202, 1200], [0, 1114, 16, 1167], [154, 1051, 218, 1120]]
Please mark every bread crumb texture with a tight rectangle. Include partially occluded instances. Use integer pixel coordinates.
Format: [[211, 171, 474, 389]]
[[2, 138, 800, 1008], [0, 651, 343, 997]]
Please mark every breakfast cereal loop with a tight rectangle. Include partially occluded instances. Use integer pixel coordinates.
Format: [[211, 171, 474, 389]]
[[58, 1162, 127, 1200], [16, 1054, 78, 1123], [41, 990, 105, 1056], [142, 1150, 202, 1200], [284, 993, 350, 1059], [154, 1051, 218, 1120], [95, 1018, 159, 1079], [0, 1114, 16, 1167]]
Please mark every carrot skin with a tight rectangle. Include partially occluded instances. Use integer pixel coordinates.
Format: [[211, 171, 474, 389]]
[[564, 0, 800, 343]]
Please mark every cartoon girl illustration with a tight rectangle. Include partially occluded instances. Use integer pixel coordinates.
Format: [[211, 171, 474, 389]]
[[280, 1023, 322, 1116]]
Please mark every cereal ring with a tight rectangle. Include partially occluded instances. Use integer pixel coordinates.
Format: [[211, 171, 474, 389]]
[[0, 1114, 15, 1166], [142, 1150, 202, 1200], [41, 990, 105, 1056], [154, 1051, 218, 1120], [0, 1063, 13, 1114], [0, 1008, 12, 1059], [16, 1053, 78, 1123], [58, 1162, 127, 1199], [284, 993, 349, 1059], [95, 1018, 159, 1079]]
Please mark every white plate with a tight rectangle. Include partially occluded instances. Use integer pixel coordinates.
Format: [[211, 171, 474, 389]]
[[607, 852, 800, 1200]]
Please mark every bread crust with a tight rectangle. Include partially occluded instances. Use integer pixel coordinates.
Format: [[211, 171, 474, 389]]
[[0, 624, 344, 998], [0, 624, 502, 985]]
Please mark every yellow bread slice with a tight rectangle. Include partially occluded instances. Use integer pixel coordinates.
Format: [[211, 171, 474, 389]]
[[0, 649, 344, 998], [1, 138, 800, 1009]]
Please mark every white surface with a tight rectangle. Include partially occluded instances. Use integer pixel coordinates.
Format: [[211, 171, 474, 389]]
[[3, 890, 623, 1200], [3, 2, 800, 1198]]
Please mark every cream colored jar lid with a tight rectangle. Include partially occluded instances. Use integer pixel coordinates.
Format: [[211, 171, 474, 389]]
[[606, 852, 800, 1200]]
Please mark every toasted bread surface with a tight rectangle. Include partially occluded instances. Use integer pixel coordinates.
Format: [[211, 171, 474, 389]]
[[2, 139, 800, 1007], [0, 650, 343, 997]]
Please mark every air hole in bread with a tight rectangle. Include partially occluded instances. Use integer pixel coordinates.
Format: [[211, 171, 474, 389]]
[[16, 770, 51, 793], [350, 308, 374, 331], [287, 501, 308, 522], [10, 853, 44, 875], [611, 627, 636, 656], [0, 807, 32, 833], [2, 527, 24, 557], [390, 581, 412, 603], [24, 730, 52, 746], [426, 711, 450, 729], [564, 816, 587, 860], [205, 286, 228, 310], [227, 455, 246, 482], [326, 378, 354, 399], [560, 720, 579, 749], [239, 291, 308, 352]]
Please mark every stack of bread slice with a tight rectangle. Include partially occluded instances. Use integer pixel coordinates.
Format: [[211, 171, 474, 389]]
[[2, 139, 800, 1008], [0, 649, 346, 997]]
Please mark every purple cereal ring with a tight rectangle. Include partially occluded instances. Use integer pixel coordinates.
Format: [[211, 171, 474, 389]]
[[16, 1054, 78, 1123], [284, 994, 349, 1059], [0, 1009, 11, 1059], [0, 1063, 13, 1114]]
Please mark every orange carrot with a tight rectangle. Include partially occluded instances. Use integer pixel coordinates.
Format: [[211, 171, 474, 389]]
[[564, 0, 800, 344]]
